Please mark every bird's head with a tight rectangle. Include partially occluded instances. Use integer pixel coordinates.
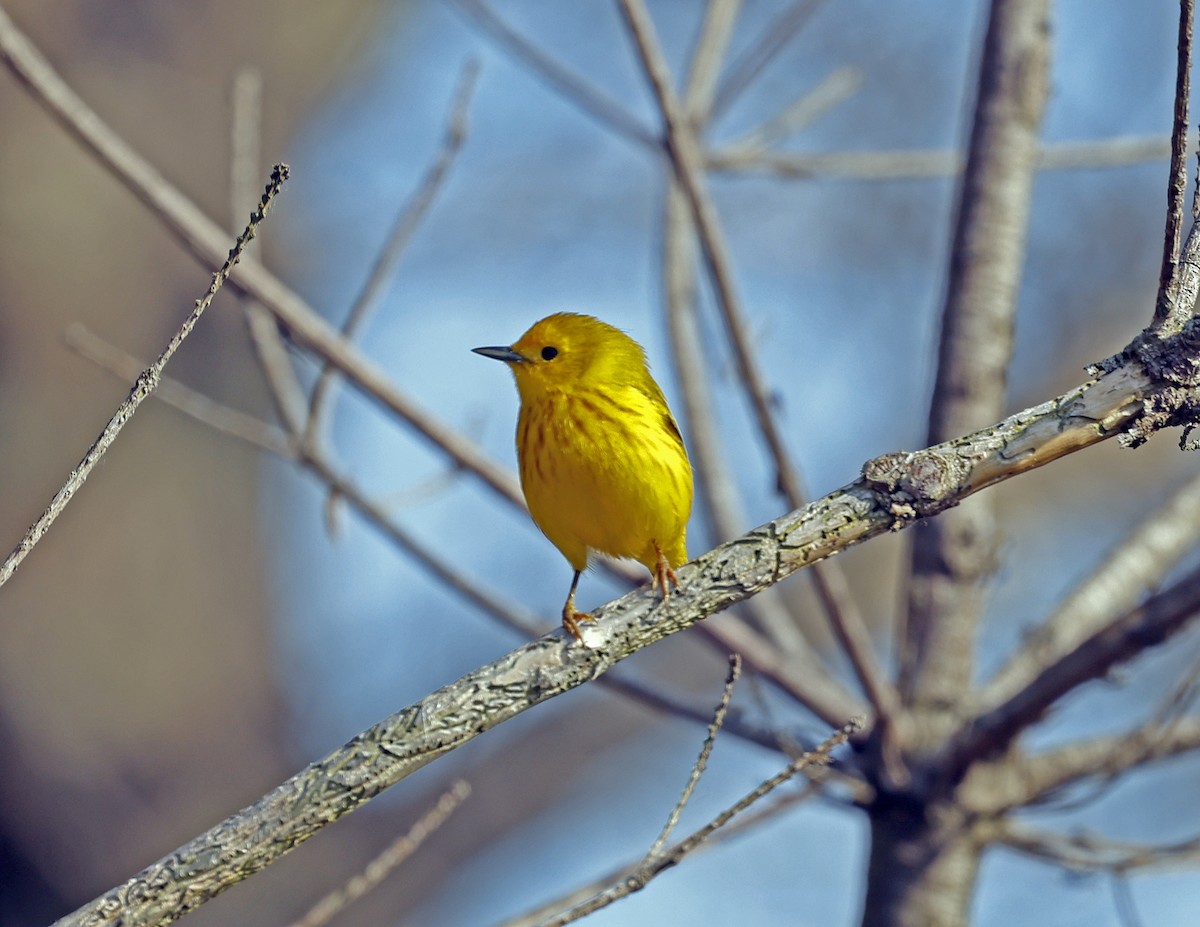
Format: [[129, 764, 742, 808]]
[[473, 312, 648, 402]]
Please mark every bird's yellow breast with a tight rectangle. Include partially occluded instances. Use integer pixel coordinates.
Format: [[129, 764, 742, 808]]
[[517, 384, 692, 575]]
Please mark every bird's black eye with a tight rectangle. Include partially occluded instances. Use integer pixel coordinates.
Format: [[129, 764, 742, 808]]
[[541, 346, 559, 361]]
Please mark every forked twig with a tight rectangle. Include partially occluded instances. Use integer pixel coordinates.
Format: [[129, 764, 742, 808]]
[[648, 654, 741, 856], [532, 718, 861, 927]]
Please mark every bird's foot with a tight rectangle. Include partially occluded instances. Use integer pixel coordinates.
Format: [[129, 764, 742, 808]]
[[652, 545, 680, 601], [562, 598, 593, 642]]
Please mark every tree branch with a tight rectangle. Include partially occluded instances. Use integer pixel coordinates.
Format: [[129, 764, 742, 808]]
[[50, 332, 1182, 925], [948, 564, 1200, 777], [982, 468, 1200, 711], [899, 0, 1051, 707], [967, 718, 1200, 814]]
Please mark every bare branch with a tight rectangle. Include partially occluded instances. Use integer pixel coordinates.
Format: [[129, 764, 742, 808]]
[[967, 720, 1200, 814], [708, 135, 1178, 179], [303, 60, 479, 448], [0, 3, 527, 511], [617, 0, 898, 730], [949, 564, 1200, 776], [50, 333, 1184, 925], [446, 0, 656, 149], [708, 0, 826, 121], [649, 654, 741, 857], [682, 0, 743, 120], [617, 0, 804, 510], [983, 468, 1200, 711], [995, 821, 1200, 874], [0, 164, 289, 590], [723, 66, 862, 153], [286, 781, 471, 927]]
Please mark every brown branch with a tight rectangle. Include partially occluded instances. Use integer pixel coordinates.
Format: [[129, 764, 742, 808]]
[[228, 68, 311, 436], [0, 3, 526, 511], [994, 821, 1200, 874], [0, 164, 289, 590], [648, 654, 741, 858], [682, 0, 743, 120], [617, 0, 805, 510], [899, 0, 1051, 706], [722, 66, 862, 154]]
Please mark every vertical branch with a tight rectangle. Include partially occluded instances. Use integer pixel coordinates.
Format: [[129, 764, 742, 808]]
[[898, 0, 1051, 707], [1155, 0, 1195, 327]]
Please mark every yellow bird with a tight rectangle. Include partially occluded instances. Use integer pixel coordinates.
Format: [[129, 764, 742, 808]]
[[474, 313, 693, 640]]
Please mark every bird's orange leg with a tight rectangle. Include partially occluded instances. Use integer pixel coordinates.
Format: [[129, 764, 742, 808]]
[[652, 542, 680, 601], [562, 569, 592, 641]]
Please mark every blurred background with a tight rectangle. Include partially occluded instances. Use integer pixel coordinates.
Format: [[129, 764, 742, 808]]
[[1, 1, 1198, 925]]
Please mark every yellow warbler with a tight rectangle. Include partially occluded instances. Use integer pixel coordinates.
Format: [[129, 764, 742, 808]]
[[474, 313, 693, 640]]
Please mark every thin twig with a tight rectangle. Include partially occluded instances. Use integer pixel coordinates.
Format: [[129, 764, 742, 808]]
[[682, 0, 743, 119], [648, 654, 741, 857], [724, 66, 862, 152], [65, 326, 294, 454], [0, 164, 289, 591], [1110, 875, 1146, 927], [533, 719, 862, 927], [446, 0, 656, 149], [948, 562, 1200, 778], [228, 66, 310, 435], [1155, 0, 1194, 323], [708, 0, 826, 121], [709, 135, 1179, 179], [617, 0, 804, 509], [287, 781, 472, 927], [995, 821, 1200, 874], [303, 60, 480, 449]]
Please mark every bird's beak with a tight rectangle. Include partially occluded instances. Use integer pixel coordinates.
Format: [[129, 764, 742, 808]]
[[472, 345, 526, 364]]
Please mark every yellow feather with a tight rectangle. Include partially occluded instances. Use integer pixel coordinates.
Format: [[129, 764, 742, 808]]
[[474, 313, 693, 639]]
